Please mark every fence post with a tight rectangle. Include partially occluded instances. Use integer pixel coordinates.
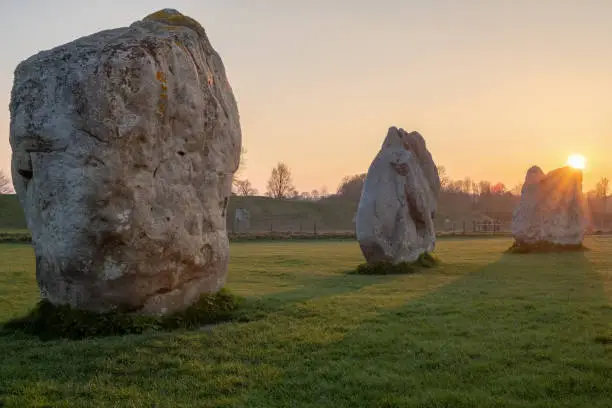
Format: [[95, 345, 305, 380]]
[[269, 223, 273, 233], [313, 220, 317, 236]]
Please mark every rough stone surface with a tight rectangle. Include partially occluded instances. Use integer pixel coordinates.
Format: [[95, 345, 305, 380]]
[[356, 127, 440, 263], [9, 9, 241, 315], [512, 166, 587, 246]]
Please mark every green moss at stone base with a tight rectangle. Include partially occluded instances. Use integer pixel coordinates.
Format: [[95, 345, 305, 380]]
[[348, 252, 440, 275], [1, 288, 242, 341], [506, 240, 588, 254]]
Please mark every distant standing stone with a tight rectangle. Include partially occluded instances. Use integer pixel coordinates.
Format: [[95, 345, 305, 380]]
[[9, 9, 242, 315], [356, 127, 440, 263], [512, 166, 587, 247]]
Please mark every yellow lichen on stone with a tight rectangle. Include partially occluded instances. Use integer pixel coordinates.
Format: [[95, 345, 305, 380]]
[[143, 9, 205, 36], [156, 71, 167, 83]]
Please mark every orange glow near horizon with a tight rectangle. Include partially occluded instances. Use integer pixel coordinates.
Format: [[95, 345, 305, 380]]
[[567, 154, 587, 170], [0, 2, 612, 195]]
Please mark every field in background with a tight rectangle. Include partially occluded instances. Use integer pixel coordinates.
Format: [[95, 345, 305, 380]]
[[0, 194, 516, 235], [3, 192, 612, 235], [1, 237, 610, 407]]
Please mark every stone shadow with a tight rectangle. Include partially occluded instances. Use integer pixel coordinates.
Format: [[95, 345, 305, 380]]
[[235, 252, 612, 407], [2, 252, 609, 407]]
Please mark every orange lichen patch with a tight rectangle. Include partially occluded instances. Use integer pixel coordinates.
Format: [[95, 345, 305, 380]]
[[156, 71, 167, 83], [206, 72, 214, 86], [155, 68, 169, 116], [143, 9, 206, 36]]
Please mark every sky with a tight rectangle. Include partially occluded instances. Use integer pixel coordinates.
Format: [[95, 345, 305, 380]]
[[1, 0, 611, 194]]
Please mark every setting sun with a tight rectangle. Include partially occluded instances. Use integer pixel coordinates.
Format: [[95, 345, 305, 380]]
[[567, 154, 586, 170]]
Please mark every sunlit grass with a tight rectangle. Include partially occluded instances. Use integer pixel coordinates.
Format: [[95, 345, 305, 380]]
[[0, 238, 610, 407]]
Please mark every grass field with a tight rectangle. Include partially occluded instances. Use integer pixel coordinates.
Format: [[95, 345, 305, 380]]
[[1, 237, 611, 407]]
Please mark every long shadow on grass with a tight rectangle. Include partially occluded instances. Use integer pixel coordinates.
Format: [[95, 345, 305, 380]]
[[2, 253, 610, 407], [0, 262, 454, 407], [235, 272, 396, 322], [236, 252, 612, 407]]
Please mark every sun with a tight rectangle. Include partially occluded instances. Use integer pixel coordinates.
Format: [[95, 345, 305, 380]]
[[567, 154, 586, 170]]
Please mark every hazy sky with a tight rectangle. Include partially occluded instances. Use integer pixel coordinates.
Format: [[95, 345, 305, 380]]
[[1, 0, 611, 193]]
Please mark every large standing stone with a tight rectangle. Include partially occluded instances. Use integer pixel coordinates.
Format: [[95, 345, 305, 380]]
[[356, 127, 440, 263], [512, 166, 587, 247], [9, 9, 241, 315]]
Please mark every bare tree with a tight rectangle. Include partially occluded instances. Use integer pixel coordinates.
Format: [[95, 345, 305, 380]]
[[471, 181, 480, 204], [437, 165, 449, 191], [299, 191, 312, 201], [447, 180, 464, 194], [478, 180, 492, 196], [491, 182, 506, 195], [596, 177, 609, 229], [233, 179, 258, 196], [0, 170, 13, 194], [462, 177, 472, 195], [266, 162, 296, 199], [596, 177, 609, 204], [336, 174, 366, 200]]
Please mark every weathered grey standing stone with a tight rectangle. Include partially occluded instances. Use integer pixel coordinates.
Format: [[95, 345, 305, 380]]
[[356, 127, 440, 263], [512, 166, 587, 246], [9, 9, 241, 315]]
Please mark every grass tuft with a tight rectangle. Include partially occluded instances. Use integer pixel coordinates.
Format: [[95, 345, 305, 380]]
[[506, 240, 589, 254], [349, 252, 440, 275], [1, 288, 242, 341]]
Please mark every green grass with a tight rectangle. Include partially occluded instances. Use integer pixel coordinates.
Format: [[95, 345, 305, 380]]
[[0, 238, 610, 407]]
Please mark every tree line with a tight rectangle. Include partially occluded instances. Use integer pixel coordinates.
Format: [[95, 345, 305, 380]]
[[2, 152, 610, 218], [0, 170, 12, 194], [232, 161, 523, 206], [231, 159, 612, 229], [233, 153, 329, 200]]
